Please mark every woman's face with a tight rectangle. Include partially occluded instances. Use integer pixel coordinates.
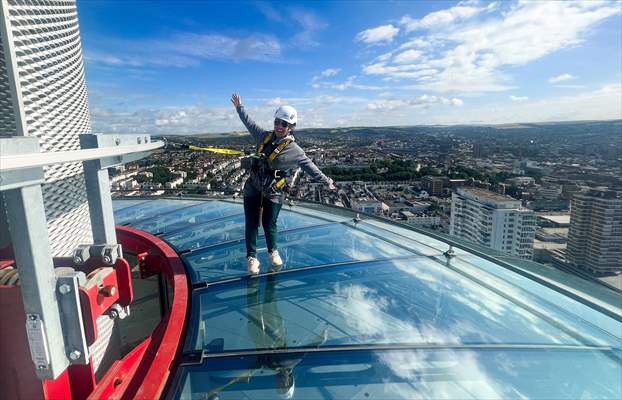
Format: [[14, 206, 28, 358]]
[[274, 119, 291, 137]]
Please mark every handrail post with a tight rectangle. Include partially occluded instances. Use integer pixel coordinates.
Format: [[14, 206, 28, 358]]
[[1, 138, 68, 379], [79, 134, 154, 245]]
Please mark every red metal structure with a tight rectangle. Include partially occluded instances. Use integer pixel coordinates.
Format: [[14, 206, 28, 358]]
[[0, 226, 189, 399]]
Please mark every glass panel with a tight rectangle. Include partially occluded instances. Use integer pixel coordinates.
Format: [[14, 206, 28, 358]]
[[188, 258, 617, 352], [132, 201, 242, 235], [112, 199, 148, 211], [172, 348, 622, 400], [182, 223, 413, 283], [360, 218, 455, 254], [346, 221, 443, 256], [446, 254, 622, 341], [163, 210, 328, 252], [113, 199, 202, 225]]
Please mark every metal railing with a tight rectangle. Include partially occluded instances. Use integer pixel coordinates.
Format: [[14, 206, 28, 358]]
[[0, 134, 163, 379]]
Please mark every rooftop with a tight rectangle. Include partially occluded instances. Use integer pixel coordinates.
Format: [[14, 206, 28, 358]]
[[114, 197, 621, 400], [457, 188, 522, 205]]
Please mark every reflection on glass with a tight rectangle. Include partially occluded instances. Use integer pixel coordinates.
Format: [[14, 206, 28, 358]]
[[183, 223, 412, 282], [111, 199, 148, 211], [246, 273, 327, 398], [189, 258, 619, 354], [132, 201, 241, 235], [173, 348, 622, 399], [113, 199, 201, 225], [163, 210, 326, 252]]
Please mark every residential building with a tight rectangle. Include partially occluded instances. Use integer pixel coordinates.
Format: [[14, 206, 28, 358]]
[[450, 188, 536, 259], [423, 176, 448, 197], [566, 190, 622, 274]]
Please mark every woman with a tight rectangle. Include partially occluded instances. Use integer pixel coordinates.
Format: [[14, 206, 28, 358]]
[[231, 93, 336, 274]]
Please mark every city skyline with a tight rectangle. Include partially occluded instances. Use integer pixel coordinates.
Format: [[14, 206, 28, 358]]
[[78, 1, 622, 135]]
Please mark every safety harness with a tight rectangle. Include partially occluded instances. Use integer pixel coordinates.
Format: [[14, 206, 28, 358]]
[[256, 132, 293, 191]]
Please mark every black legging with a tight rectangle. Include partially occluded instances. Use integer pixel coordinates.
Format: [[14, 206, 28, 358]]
[[244, 194, 282, 257]]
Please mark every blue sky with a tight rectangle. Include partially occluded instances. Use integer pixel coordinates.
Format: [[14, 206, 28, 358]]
[[77, 0, 622, 135]]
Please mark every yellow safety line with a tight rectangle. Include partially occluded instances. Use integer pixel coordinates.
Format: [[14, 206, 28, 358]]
[[188, 145, 244, 155]]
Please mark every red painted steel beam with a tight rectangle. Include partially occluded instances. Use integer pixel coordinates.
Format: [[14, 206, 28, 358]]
[[88, 226, 189, 400]]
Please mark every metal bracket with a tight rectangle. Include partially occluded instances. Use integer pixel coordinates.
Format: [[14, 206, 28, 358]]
[[73, 244, 91, 265], [25, 314, 51, 372], [72, 244, 122, 266], [101, 244, 122, 265], [108, 303, 130, 320], [57, 272, 90, 365], [444, 245, 456, 259]]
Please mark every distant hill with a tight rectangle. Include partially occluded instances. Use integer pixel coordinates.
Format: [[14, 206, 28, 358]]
[[154, 119, 621, 146]]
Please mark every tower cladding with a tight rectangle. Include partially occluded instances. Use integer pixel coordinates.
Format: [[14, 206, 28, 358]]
[[1, 0, 94, 256]]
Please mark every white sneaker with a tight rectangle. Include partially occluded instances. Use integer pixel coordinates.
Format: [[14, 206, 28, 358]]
[[247, 256, 260, 275], [269, 250, 283, 267]]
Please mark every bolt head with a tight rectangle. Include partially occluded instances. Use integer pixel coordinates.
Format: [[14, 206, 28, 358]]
[[69, 350, 81, 360], [109, 309, 119, 319], [101, 285, 116, 297], [37, 364, 47, 370], [59, 284, 71, 295]]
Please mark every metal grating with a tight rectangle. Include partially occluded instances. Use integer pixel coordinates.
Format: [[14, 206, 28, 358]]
[[1, 0, 94, 255], [0, 40, 18, 135]]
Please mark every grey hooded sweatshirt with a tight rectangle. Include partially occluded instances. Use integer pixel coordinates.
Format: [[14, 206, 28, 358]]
[[236, 105, 332, 204]]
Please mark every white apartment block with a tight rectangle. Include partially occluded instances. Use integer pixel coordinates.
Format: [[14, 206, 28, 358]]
[[450, 188, 536, 259]]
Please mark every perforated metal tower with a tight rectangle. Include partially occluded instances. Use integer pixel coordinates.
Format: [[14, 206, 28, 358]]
[[1, 0, 93, 256]]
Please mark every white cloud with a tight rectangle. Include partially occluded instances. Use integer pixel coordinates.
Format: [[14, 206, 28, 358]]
[[359, 2, 620, 93], [310, 75, 385, 91], [312, 67, 341, 82], [356, 24, 399, 44], [254, 4, 326, 47], [425, 83, 622, 125], [549, 73, 577, 84], [510, 95, 528, 102], [367, 94, 464, 110], [398, 37, 432, 50], [85, 32, 284, 69], [267, 97, 285, 106], [89, 84, 621, 134], [289, 8, 328, 47], [321, 68, 340, 77], [393, 49, 423, 64], [400, 3, 487, 32], [255, 1, 282, 22]]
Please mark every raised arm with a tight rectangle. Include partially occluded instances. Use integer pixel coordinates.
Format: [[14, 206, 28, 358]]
[[231, 93, 267, 143], [295, 150, 336, 190]]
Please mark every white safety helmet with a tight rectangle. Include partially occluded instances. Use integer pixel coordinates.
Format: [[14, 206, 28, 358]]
[[274, 105, 297, 126]]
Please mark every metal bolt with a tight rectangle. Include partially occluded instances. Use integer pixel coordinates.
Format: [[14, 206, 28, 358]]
[[101, 285, 116, 297], [74, 256, 83, 264], [109, 309, 119, 319], [37, 364, 47, 370], [69, 350, 81, 360], [114, 138, 121, 145], [59, 284, 71, 295], [28, 315, 37, 321], [103, 256, 112, 264]]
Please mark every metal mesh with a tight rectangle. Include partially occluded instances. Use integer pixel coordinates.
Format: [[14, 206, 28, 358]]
[[0, 40, 18, 136], [2, 0, 94, 255]]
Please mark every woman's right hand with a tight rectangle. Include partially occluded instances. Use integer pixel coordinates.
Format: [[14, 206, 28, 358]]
[[231, 93, 241, 108]]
